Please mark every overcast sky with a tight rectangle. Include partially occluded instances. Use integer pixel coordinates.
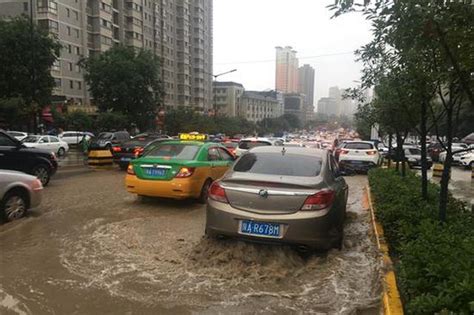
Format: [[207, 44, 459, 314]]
[[213, 0, 372, 103]]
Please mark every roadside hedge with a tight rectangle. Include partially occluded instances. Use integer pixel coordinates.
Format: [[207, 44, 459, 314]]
[[368, 168, 474, 314]]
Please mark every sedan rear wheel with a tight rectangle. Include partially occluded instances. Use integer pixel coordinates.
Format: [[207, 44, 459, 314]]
[[58, 147, 66, 156], [1, 192, 27, 222]]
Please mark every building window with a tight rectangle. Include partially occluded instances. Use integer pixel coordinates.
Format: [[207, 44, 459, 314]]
[[77, 82, 82, 90], [23, 2, 28, 12], [67, 26, 71, 35], [75, 47, 80, 55], [69, 62, 73, 71], [54, 78, 61, 87], [74, 29, 80, 38], [52, 60, 60, 72], [66, 8, 70, 17], [67, 44, 72, 53], [74, 11, 79, 20], [69, 80, 74, 89]]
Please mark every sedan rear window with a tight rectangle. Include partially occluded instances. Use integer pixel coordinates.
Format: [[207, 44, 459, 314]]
[[344, 142, 374, 150], [238, 140, 271, 150], [234, 153, 322, 177], [145, 143, 200, 160]]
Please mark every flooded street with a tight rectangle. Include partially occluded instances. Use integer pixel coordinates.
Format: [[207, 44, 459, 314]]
[[0, 170, 381, 314]]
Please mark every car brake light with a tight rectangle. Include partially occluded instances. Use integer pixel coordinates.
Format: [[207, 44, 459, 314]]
[[175, 167, 195, 178], [112, 147, 121, 152], [301, 190, 335, 211], [209, 182, 228, 203], [340, 149, 349, 155], [134, 147, 144, 157], [127, 165, 135, 175], [366, 150, 377, 155]]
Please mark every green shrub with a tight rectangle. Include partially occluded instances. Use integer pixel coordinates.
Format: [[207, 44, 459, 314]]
[[368, 168, 474, 314]]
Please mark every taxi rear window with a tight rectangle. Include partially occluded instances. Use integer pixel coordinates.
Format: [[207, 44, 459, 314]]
[[238, 140, 271, 150], [145, 143, 200, 160]]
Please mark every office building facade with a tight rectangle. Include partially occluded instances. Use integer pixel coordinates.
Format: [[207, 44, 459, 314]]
[[297, 64, 315, 108], [0, 0, 213, 110]]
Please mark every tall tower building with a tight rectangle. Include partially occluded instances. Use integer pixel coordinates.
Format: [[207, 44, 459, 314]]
[[275, 46, 298, 93], [297, 64, 315, 107], [0, 0, 213, 111]]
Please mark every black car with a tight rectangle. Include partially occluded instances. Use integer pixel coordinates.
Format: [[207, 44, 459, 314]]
[[88, 131, 131, 151], [0, 131, 58, 186], [112, 133, 170, 170], [388, 147, 433, 169]]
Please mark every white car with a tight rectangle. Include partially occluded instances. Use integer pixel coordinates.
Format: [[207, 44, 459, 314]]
[[338, 141, 380, 173], [6, 131, 28, 141], [59, 131, 93, 145], [459, 152, 474, 169], [235, 137, 283, 157], [0, 170, 43, 222], [438, 143, 470, 164], [22, 135, 69, 156]]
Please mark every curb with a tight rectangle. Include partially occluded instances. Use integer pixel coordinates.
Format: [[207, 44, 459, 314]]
[[366, 185, 404, 315]]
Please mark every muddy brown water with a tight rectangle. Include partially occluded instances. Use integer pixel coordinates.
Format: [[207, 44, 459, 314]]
[[0, 171, 381, 314]]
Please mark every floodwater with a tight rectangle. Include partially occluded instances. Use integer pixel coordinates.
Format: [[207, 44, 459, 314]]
[[0, 171, 381, 314]]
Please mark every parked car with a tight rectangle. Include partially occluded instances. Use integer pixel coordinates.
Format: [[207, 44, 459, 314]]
[[388, 147, 433, 169], [438, 143, 469, 164], [206, 146, 349, 251], [0, 170, 43, 222], [6, 131, 28, 141], [21, 135, 69, 156], [459, 152, 474, 169], [59, 131, 94, 145], [337, 141, 380, 173], [461, 132, 474, 145], [88, 131, 130, 151], [113, 133, 170, 170], [222, 141, 238, 156], [427, 142, 444, 162], [235, 137, 283, 157], [0, 131, 58, 186]]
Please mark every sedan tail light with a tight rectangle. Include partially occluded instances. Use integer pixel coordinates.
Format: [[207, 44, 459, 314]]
[[175, 167, 195, 178], [366, 150, 378, 155], [340, 149, 349, 155], [112, 147, 121, 152], [134, 147, 144, 157], [31, 179, 43, 191], [127, 164, 135, 175], [209, 181, 228, 203], [301, 190, 335, 211]]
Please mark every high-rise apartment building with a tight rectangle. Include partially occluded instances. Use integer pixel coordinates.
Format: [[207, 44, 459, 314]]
[[275, 46, 298, 93], [0, 0, 213, 110]]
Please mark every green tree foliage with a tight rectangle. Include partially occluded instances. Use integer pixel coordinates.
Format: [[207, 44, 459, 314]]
[[0, 97, 29, 129], [94, 112, 128, 132], [281, 114, 301, 129], [65, 111, 93, 131], [80, 46, 163, 130], [0, 17, 61, 129]]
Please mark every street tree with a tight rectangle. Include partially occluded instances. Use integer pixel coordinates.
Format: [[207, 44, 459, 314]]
[[330, 0, 474, 219], [81, 46, 163, 131], [0, 17, 61, 131]]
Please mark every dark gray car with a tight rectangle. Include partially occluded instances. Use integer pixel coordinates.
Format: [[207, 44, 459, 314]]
[[205, 146, 349, 251]]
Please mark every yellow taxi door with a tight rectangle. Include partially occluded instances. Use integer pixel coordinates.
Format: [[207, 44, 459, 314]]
[[207, 147, 223, 180], [216, 147, 235, 177]]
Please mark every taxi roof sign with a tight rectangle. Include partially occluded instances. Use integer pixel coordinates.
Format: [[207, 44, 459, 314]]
[[179, 133, 207, 141]]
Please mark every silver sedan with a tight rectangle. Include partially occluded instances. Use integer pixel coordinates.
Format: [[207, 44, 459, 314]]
[[0, 170, 43, 222], [205, 146, 349, 251]]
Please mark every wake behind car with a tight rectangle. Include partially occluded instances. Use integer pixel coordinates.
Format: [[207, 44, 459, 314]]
[[338, 141, 380, 173], [113, 133, 171, 170], [125, 134, 235, 203], [0, 170, 43, 222], [206, 146, 349, 251], [0, 131, 58, 186]]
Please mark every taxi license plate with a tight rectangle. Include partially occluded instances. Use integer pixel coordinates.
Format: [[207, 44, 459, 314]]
[[239, 220, 281, 238], [144, 168, 166, 177], [121, 157, 131, 161]]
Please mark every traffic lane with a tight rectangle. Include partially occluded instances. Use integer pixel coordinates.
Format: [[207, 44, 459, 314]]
[[0, 171, 381, 314]]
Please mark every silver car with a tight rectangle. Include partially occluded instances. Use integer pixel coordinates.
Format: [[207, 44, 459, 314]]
[[206, 146, 349, 251], [0, 170, 43, 222]]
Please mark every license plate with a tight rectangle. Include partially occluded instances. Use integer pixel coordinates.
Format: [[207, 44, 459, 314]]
[[239, 220, 281, 238], [144, 168, 166, 177], [121, 157, 131, 161]]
